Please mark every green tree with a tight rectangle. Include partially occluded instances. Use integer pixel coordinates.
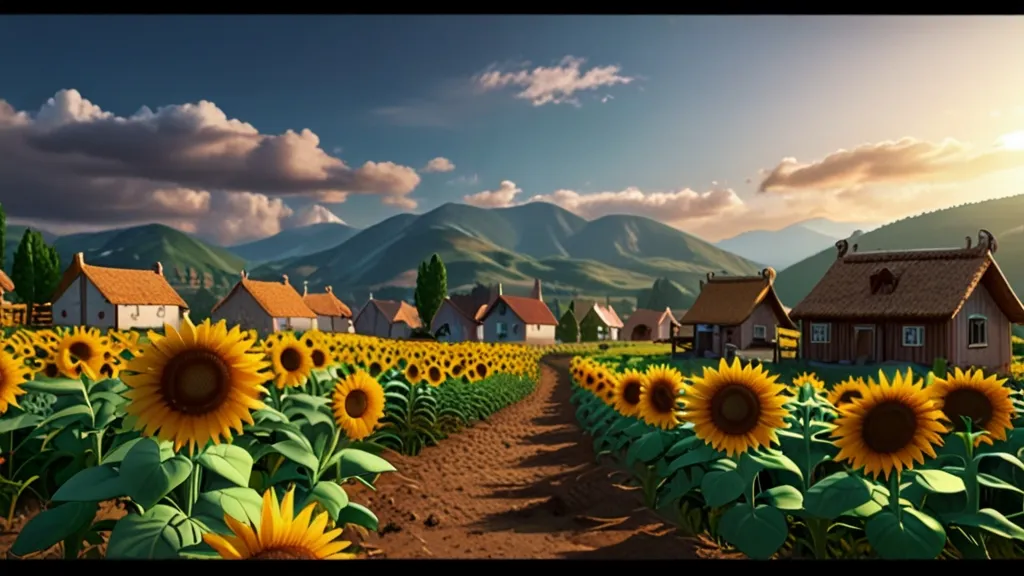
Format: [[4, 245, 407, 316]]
[[10, 229, 35, 304], [30, 231, 60, 303], [413, 253, 448, 337], [0, 201, 6, 273], [579, 310, 600, 342], [556, 309, 579, 343]]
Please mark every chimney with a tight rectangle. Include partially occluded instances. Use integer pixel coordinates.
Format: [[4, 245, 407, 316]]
[[303, 280, 308, 296], [240, 269, 248, 280], [497, 283, 503, 296], [282, 274, 290, 286], [153, 262, 163, 276], [325, 286, 333, 293], [73, 252, 85, 267], [531, 278, 542, 301]]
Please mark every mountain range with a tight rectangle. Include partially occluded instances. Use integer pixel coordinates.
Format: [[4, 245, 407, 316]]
[[8, 197, 1023, 324]]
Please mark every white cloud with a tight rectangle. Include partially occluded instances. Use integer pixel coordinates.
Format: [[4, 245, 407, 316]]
[[0, 89, 423, 243], [422, 156, 456, 173], [447, 173, 480, 186], [474, 56, 635, 107], [463, 180, 522, 208], [287, 204, 347, 227]]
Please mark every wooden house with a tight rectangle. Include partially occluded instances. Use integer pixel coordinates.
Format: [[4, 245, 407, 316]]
[[790, 231, 1024, 372], [478, 282, 558, 344], [572, 299, 624, 340], [211, 272, 317, 334], [353, 297, 422, 339], [52, 253, 189, 330], [302, 283, 353, 333], [621, 307, 680, 341], [430, 297, 483, 342], [678, 268, 796, 356]]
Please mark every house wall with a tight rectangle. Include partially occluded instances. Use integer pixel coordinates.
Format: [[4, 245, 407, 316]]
[[53, 276, 115, 328], [949, 284, 1012, 372], [354, 305, 390, 337], [656, 319, 674, 340], [212, 289, 273, 334], [800, 319, 947, 365], [431, 302, 479, 342], [116, 304, 181, 331], [738, 301, 782, 348], [288, 316, 316, 332], [317, 315, 354, 333], [608, 327, 620, 341], [525, 323, 556, 344], [481, 303, 524, 342]]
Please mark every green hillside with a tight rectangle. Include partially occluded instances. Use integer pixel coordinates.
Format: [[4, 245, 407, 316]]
[[251, 202, 762, 306], [775, 194, 1024, 312], [53, 223, 246, 291]]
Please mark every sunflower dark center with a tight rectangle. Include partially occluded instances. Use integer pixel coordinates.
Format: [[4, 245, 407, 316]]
[[311, 350, 327, 368], [279, 347, 302, 372], [100, 364, 115, 377], [622, 381, 642, 405], [838, 390, 863, 405], [595, 381, 607, 392], [160, 349, 231, 415], [345, 389, 369, 419], [407, 365, 420, 379], [475, 364, 488, 378], [648, 380, 677, 414], [943, 388, 993, 431], [585, 375, 595, 386], [710, 384, 761, 435], [428, 366, 442, 382], [44, 363, 59, 378], [252, 546, 318, 560], [861, 400, 918, 454], [69, 342, 92, 362], [369, 362, 383, 378]]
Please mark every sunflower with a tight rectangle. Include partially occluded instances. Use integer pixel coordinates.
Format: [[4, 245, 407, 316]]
[[790, 372, 825, 397], [54, 326, 108, 380], [638, 364, 686, 430], [827, 376, 868, 407], [424, 363, 446, 387], [832, 369, 946, 479], [681, 358, 790, 456], [471, 360, 489, 381], [331, 370, 386, 441], [404, 361, 424, 385], [203, 486, 355, 559], [308, 342, 331, 371], [122, 318, 270, 453], [268, 333, 314, 389], [929, 367, 1015, 446], [0, 349, 31, 415]]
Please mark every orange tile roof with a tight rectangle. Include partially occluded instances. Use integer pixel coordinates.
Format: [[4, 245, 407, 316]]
[[678, 268, 796, 329], [368, 300, 422, 328], [51, 253, 188, 307], [480, 295, 558, 326], [212, 276, 316, 318], [790, 233, 1024, 322], [0, 270, 13, 292], [303, 287, 352, 318]]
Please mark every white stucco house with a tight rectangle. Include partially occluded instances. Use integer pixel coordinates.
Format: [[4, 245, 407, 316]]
[[51, 252, 189, 331], [211, 272, 317, 334], [477, 282, 558, 344], [302, 283, 354, 333]]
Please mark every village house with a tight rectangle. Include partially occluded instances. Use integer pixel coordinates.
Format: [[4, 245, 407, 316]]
[[302, 283, 354, 333], [790, 231, 1024, 373], [52, 252, 189, 330], [478, 280, 558, 344], [211, 272, 317, 334], [353, 296, 422, 339], [430, 297, 484, 342], [572, 298, 624, 341], [678, 268, 797, 357], [621, 307, 681, 341]]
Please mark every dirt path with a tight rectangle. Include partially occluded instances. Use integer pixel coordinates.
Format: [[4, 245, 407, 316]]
[[347, 356, 724, 559]]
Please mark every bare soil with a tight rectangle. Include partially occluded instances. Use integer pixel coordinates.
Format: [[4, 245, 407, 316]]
[[1, 356, 735, 559]]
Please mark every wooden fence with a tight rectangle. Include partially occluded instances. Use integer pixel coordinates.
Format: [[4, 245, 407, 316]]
[[0, 302, 53, 328]]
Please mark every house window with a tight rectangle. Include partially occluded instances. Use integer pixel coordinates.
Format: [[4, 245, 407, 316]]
[[98, 310, 105, 320], [512, 323, 520, 334], [61, 309, 67, 318], [753, 325, 767, 340], [968, 315, 988, 348], [496, 321, 508, 339], [810, 323, 831, 344], [498, 303, 508, 316], [902, 326, 925, 347]]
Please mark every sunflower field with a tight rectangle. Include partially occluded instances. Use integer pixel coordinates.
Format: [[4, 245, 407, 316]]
[[570, 355, 1024, 559], [0, 319, 558, 560]]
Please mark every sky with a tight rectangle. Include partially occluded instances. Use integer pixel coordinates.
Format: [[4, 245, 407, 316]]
[[0, 15, 1023, 246]]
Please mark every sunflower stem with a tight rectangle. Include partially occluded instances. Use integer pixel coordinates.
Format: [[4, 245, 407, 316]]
[[185, 455, 202, 517], [888, 472, 902, 522]]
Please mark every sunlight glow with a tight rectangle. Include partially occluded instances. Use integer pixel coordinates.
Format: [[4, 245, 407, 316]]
[[996, 130, 1024, 150]]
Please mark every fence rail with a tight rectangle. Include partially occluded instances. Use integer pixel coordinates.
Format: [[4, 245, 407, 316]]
[[0, 302, 53, 328]]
